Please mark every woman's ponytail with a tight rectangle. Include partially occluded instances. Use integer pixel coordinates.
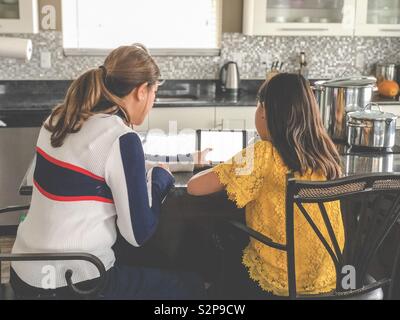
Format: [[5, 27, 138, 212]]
[[45, 44, 159, 148], [45, 68, 122, 147]]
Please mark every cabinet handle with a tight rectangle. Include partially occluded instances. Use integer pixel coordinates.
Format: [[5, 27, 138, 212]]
[[278, 28, 330, 32], [379, 29, 400, 32]]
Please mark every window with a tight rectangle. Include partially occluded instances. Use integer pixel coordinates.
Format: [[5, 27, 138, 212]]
[[62, 0, 222, 56]]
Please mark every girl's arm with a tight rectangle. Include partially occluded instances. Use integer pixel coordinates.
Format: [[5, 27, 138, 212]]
[[187, 168, 224, 196]]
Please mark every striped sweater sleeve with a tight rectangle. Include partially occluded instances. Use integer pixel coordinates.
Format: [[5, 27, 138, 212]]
[[105, 132, 175, 247]]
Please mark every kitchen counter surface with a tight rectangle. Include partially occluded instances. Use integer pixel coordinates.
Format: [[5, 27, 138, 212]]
[[17, 151, 400, 225], [0, 93, 257, 112], [0, 80, 261, 116], [0, 93, 258, 127], [0, 95, 64, 111], [2, 78, 400, 125], [2, 85, 399, 115]]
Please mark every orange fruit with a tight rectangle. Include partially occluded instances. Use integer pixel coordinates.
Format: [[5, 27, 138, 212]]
[[378, 80, 399, 98]]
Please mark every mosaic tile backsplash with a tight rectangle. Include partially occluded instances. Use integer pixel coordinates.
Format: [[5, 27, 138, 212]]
[[0, 31, 399, 80]]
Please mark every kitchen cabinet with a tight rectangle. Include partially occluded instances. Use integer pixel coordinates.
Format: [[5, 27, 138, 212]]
[[0, 0, 38, 33], [0, 127, 40, 226], [149, 107, 215, 133], [243, 0, 357, 36], [355, 0, 400, 36], [215, 107, 257, 130]]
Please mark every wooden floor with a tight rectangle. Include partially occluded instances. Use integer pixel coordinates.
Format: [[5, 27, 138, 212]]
[[0, 237, 15, 284]]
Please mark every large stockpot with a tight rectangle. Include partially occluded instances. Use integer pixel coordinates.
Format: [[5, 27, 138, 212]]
[[375, 63, 397, 83], [344, 154, 394, 176], [347, 103, 397, 149], [314, 77, 377, 141]]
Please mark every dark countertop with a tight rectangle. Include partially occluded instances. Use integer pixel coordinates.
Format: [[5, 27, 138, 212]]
[[0, 94, 257, 127], [0, 80, 259, 115], [19, 142, 400, 219], [2, 79, 400, 128], [0, 93, 257, 112], [1, 90, 398, 113], [0, 81, 259, 127]]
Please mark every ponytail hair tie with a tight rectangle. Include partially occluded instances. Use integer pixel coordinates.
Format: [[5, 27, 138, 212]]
[[99, 65, 107, 75], [98, 65, 107, 82]]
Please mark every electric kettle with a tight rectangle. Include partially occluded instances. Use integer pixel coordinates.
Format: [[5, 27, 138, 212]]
[[220, 61, 240, 95]]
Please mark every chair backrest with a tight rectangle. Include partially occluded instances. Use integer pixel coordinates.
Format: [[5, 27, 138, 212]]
[[0, 253, 108, 300], [0, 206, 108, 300], [285, 173, 400, 299]]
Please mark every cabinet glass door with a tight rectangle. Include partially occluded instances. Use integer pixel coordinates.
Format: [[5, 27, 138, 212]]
[[0, 0, 20, 19], [366, 0, 400, 24], [266, 0, 346, 23]]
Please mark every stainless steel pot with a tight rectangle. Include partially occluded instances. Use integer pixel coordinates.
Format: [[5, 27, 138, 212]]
[[375, 63, 397, 83], [314, 77, 377, 141], [344, 154, 394, 176], [347, 103, 397, 149]]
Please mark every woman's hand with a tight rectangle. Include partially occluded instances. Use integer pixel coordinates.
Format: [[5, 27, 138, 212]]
[[193, 148, 213, 169]]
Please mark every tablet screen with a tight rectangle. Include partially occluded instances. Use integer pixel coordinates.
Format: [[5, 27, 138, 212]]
[[199, 131, 246, 163]]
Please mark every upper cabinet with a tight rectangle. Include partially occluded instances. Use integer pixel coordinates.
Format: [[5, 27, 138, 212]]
[[243, 0, 357, 36], [355, 0, 400, 36], [0, 0, 38, 33]]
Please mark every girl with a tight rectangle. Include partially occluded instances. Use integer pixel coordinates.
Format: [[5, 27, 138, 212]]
[[187, 73, 344, 298], [11, 44, 206, 300]]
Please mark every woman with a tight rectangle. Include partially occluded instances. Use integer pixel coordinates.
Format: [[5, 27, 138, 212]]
[[11, 44, 206, 300], [188, 73, 344, 298]]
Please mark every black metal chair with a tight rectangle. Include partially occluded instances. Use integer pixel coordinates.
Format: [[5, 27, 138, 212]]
[[0, 205, 108, 300], [227, 173, 400, 300]]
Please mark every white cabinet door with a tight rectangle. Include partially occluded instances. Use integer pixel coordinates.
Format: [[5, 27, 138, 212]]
[[0, 0, 38, 33], [355, 0, 400, 36], [149, 107, 215, 133], [0, 127, 40, 226], [244, 0, 356, 36], [215, 107, 257, 130]]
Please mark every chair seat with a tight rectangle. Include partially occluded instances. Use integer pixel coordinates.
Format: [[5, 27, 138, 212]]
[[341, 275, 384, 300], [0, 283, 16, 300]]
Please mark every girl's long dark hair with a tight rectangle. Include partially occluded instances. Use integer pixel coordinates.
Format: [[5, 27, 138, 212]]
[[258, 73, 342, 180]]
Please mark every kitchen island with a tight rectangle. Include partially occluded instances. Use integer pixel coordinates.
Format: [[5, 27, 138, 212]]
[[17, 148, 400, 295], [12, 133, 400, 300], [18, 147, 400, 219]]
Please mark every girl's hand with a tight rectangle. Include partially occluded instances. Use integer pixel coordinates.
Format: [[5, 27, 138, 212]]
[[193, 148, 213, 169]]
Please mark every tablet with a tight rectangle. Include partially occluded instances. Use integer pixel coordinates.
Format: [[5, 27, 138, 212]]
[[197, 130, 247, 164]]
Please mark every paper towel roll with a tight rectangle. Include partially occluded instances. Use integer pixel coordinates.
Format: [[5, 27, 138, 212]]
[[0, 37, 33, 61]]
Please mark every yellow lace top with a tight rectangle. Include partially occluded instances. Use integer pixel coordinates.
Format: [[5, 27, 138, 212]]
[[213, 140, 345, 297]]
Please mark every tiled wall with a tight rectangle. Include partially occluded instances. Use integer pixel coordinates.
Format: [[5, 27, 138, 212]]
[[0, 31, 399, 80]]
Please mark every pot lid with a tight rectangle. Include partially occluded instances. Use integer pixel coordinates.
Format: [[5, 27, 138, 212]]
[[348, 109, 398, 121], [321, 77, 377, 88]]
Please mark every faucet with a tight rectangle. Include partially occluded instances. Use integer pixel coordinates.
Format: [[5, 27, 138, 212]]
[[299, 52, 309, 80]]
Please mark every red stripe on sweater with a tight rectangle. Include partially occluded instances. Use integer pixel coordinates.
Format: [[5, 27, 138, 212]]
[[34, 180, 114, 204], [36, 147, 105, 182]]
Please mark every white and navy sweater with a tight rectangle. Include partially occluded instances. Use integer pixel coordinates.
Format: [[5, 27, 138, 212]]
[[11, 114, 188, 289]]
